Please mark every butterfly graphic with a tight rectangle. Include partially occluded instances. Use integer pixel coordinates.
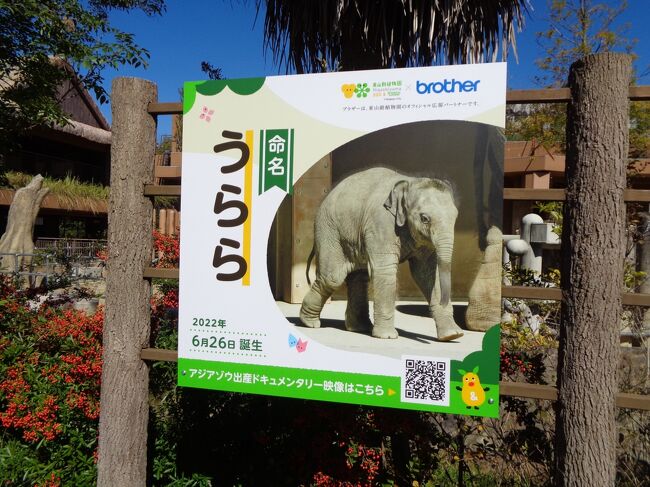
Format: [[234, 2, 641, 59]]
[[288, 334, 308, 353], [199, 106, 214, 122]]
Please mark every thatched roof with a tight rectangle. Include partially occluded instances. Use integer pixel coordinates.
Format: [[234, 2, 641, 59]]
[[1, 56, 111, 144]]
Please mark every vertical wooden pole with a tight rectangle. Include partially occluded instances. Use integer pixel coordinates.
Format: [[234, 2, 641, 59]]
[[171, 114, 179, 153], [166, 210, 176, 236], [556, 53, 631, 486], [158, 208, 167, 234], [97, 77, 157, 486]]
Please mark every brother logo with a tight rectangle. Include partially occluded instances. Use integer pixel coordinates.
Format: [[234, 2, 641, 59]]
[[416, 78, 480, 94]]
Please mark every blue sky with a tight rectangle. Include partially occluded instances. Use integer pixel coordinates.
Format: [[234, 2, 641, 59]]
[[97, 1, 650, 137]]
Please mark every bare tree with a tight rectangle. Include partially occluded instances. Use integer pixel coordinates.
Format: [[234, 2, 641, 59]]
[[0, 174, 49, 273]]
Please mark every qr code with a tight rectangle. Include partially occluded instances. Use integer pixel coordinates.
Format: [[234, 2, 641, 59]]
[[401, 356, 450, 406]]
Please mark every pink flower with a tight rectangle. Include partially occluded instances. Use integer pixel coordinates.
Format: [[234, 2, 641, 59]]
[[199, 106, 214, 122]]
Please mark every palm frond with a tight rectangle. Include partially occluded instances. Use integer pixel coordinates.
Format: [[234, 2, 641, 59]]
[[258, 0, 529, 72]]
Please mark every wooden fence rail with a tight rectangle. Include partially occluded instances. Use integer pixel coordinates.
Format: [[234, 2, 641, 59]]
[[137, 347, 650, 410], [141, 266, 650, 306], [139, 86, 650, 413], [144, 185, 650, 203], [147, 85, 650, 115]]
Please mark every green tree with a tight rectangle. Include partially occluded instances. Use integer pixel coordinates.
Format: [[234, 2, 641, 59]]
[[0, 0, 165, 150], [507, 0, 647, 158], [535, 0, 635, 88], [257, 0, 528, 72]]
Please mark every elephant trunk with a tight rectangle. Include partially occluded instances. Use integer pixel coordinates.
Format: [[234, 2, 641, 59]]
[[434, 234, 454, 307], [438, 262, 452, 306]]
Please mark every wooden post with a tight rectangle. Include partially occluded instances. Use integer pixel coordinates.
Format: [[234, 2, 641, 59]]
[[97, 77, 157, 486], [556, 53, 631, 486], [158, 208, 167, 234], [166, 210, 176, 236]]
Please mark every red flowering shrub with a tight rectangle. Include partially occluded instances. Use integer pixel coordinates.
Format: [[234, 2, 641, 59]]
[[0, 277, 103, 486], [312, 439, 382, 487], [150, 231, 180, 347], [95, 248, 108, 262], [153, 230, 180, 268]]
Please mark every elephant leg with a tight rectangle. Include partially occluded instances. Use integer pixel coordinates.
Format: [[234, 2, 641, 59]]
[[299, 278, 335, 328], [345, 270, 372, 332], [408, 253, 463, 342], [369, 257, 399, 339], [299, 238, 348, 328], [465, 226, 503, 331]]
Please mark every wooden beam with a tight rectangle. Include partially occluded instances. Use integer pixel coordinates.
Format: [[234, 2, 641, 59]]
[[623, 189, 650, 203], [504, 188, 650, 202], [499, 382, 650, 410], [53, 120, 112, 145], [502, 286, 650, 306], [144, 185, 650, 202], [507, 88, 570, 104], [616, 392, 650, 410], [138, 273, 650, 305], [141, 348, 177, 362], [148, 102, 182, 115], [143, 185, 181, 196], [506, 86, 650, 104], [621, 293, 650, 306], [154, 166, 181, 179], [500, 381, 557, 401], [502, 285, 562, 300], [504, 188, 566, 201], [143, 267, 179, 279], [149, 87, 648, 115], [629, 85, 650, 101]]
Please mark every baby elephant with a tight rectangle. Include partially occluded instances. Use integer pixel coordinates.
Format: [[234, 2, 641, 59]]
[[300, 167, 464, 341]]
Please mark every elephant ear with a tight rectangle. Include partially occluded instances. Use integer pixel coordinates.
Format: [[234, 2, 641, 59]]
[[384, 180, 408, 227]]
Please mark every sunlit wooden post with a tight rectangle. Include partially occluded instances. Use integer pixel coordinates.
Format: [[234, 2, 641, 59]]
[[97, 77, 157, 486]]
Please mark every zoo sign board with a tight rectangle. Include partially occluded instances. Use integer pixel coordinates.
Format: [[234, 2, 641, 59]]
[[179, 63, 506, 417]]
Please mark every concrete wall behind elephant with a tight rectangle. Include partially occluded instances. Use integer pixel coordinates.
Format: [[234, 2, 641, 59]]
[[331, 120, 504, 300]]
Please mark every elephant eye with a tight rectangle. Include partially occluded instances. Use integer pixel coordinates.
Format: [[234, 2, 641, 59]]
[[420, 213, 431, 225]]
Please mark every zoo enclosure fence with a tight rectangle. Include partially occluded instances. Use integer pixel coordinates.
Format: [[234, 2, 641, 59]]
[[35, 237, 107, 260], [0, 238, 107, 285], [96, 76, 650, 486], [141, 86, 650, 410]]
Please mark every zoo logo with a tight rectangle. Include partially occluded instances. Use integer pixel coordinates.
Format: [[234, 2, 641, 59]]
[[340, 82, 370, 99]]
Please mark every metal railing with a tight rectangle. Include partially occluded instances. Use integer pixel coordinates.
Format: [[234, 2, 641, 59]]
[[35, 238, 107, 260]]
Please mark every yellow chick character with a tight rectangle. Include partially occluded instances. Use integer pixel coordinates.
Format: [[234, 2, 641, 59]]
[[456, 366, 490, 410]]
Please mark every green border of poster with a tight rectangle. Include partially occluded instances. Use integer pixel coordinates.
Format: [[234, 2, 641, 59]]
[[179, 325, 500, 417]]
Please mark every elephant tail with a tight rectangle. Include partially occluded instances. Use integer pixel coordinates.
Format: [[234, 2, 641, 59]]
[[306, 246, 315, 285]]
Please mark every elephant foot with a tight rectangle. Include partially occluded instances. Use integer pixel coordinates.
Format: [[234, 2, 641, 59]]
[[434, 314, 464, 342], [299, 306, 321, 328], [345, 310, 372, 333], [436, 322, 464, 342], [372, 324, 399, 339]]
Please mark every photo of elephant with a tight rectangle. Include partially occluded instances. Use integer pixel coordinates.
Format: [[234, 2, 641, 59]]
[[299, 167, 463, 341], [267, 120, 503, 358]]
